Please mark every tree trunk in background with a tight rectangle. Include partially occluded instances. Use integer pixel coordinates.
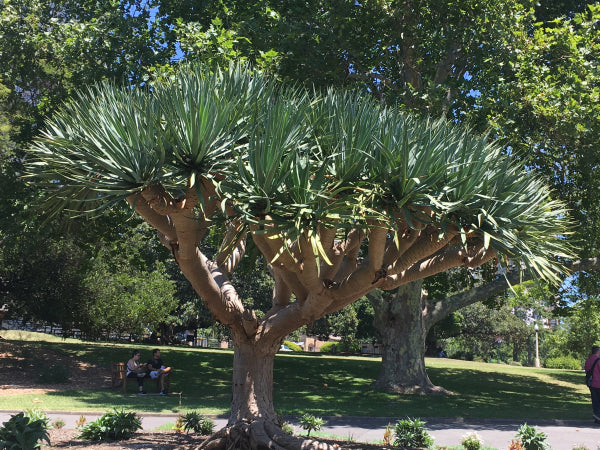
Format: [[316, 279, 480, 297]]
[[369, 259, 600, 395], [370, 280, 449, 394]]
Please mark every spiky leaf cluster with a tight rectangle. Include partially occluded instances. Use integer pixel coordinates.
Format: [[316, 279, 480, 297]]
[[27, 63, 574, 284]]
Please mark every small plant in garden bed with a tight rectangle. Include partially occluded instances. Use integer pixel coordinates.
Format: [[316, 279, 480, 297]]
[[173, 416, 185, 433], [279, 421, 294, 435], [180, 411, 215, 435], [299, 413, 325, 437], [52, 418, 66, 429], [0, 412, 50, 449], [383, 422, 393, 446], [24, 408, 49, 427], [509, 440, 525, 450], [393, 417, 434, 448], [75, 415, 86, 428], [78, 408, 142, 441], [515, 423, 550, 450], [276, 411, 295, 435], [461, 431, 484, 450]]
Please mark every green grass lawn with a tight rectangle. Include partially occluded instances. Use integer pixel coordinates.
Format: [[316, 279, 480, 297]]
[[0, 331, 590, 420]]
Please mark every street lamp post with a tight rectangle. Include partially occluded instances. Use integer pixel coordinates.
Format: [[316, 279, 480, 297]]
[[534, 323, 540, 368]]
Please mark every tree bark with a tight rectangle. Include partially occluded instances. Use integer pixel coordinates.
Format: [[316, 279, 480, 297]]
[[370, 280, 448, 394], [229, 336, 279, 426], [201, 332, 340, 449], [370, 258, 600, 394]]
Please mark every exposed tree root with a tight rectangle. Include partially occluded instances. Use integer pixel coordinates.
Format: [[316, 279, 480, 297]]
[[372, 380, 453, 396], [198, 420, 340, 450]]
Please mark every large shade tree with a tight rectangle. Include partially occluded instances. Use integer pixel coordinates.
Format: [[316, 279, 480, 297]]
[[367, 258, 598, 394], [26, 64, 573, 449]]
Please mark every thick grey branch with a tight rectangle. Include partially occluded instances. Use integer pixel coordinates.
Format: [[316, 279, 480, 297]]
[[425, 257, 600, 329]]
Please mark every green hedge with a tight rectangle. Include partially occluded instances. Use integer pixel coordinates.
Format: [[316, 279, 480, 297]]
[[282, 341, 303, 352], [319, 342, 336, 353], [544, 356, 581, 370]]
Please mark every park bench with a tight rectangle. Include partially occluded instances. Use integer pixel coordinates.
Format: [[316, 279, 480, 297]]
[[111, 362, 171, 394]]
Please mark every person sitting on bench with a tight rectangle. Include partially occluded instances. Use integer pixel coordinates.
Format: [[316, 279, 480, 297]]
[[126, 350, 148, 395], [147, 348, 172, 395]]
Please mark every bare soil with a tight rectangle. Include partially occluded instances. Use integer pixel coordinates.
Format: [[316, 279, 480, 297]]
[[0, 338, 391, 449], [46, 428, 392, 449]]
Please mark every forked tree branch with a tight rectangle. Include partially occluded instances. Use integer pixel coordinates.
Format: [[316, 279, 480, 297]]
[[424, 256, 600, 329]]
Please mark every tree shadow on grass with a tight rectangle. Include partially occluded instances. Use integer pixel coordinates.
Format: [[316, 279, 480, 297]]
[[16, 340, 590, 421]]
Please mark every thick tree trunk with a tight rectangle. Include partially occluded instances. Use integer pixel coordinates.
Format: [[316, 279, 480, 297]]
[[201, 334, 339, 450], [370, 281, 449, 394], [368, 259, 600, 395], [229, 338, 279, 426]]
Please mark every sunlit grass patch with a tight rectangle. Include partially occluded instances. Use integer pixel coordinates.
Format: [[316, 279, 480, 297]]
[[0, 331, 590, 420]]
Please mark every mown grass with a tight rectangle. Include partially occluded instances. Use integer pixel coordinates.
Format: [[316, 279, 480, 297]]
[[0, 331, 591, 420]]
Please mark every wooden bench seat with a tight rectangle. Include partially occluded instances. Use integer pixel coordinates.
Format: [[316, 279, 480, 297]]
[[110, 362, 171, 394]]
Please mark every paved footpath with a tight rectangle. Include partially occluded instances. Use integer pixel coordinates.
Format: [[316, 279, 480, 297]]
[[1, 411, 598, 449]]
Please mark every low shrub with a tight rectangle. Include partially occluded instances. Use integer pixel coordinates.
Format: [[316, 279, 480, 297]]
[[52, 418, 66, 429], [180, 411, 215, 435], [461, 431, 484, 450], [515, 423, 550, 450], [24, 409, 49, 427], [393, 417, 434, 448], [0, 412, 50, 449], [77, 408, 141, 441], [337, 339, 361, 354], [450, 350, 474, 361], [282, 341, 303, 352], [299, 414, 325, 437], [319, 342, 336, 353], [544, 356, 581, 370]]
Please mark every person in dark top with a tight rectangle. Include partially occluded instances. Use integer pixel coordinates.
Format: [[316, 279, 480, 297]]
[[147, 348, 172, 395], [584, 345, 600, 425]]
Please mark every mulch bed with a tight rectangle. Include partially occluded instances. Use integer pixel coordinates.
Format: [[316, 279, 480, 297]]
[[47, 428, 392, 449]]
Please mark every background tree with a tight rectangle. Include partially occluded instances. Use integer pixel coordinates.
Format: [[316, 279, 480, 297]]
[[25, 64, 573, 448], [83, 260, 177, 339], [563, 299, 600, 358], [308, 298, 376, 353], [487, 4, 600, 268], [0, 0, 176, 332], [368, 258, 599, 392], [0, 0, 169, 143], [444, 303, 531, 363]]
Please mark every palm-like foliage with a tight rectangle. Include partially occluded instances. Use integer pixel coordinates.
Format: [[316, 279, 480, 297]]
[[26, 62, 574, 283], [29, 86, 166, 215]]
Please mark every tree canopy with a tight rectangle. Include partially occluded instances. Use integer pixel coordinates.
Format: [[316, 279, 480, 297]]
[[28, 64, 573, 287]]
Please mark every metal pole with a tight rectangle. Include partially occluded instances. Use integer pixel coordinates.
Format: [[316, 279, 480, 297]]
[[534, 323, 540, 368]]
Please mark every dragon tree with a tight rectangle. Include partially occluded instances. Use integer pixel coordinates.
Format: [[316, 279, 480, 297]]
[[26, 64, 574, 449]]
